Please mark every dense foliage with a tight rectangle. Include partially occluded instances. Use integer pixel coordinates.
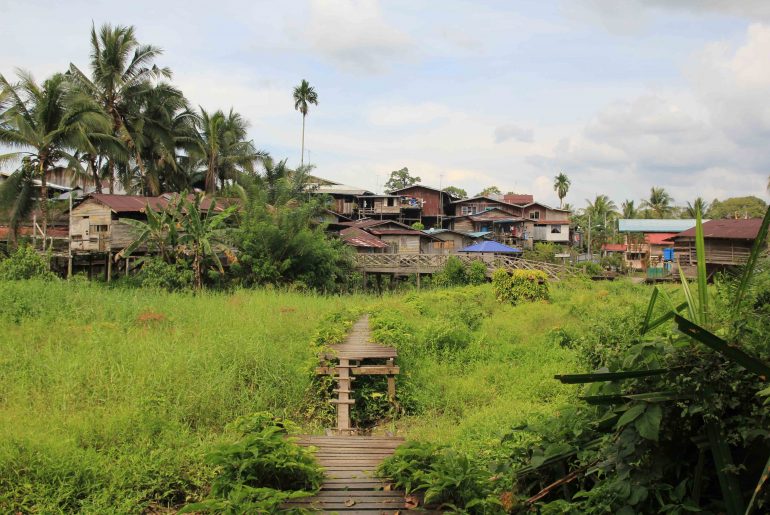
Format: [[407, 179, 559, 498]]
[[0, 244, 55, 280], [180, 413, 323, 514], [492, 269, 549, 304]]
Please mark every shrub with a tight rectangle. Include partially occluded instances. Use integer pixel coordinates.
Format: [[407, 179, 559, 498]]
[[466, 260, 487, 285], [433, 256, 467, 287], [524, 242, 561, 263], [411, 222, 425, 230], [379, 442, 503, 513], [0, 244, 55, 281], [575, 260, 603, 275], [138, 258, 193, 291], [181, 412, 323, 514], [492, 269, 549, 305]]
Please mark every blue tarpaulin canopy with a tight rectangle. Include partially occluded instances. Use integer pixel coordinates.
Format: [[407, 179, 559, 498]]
[[458, 241, 522, 253]]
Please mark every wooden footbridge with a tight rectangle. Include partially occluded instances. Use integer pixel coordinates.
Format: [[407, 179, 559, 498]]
[[354, 253, 576, 281], [286, 315, 413, 513]]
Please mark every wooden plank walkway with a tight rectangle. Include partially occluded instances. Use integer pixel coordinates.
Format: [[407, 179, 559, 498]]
[[285, 435, 408, 513], [285, 316, 411, 513]]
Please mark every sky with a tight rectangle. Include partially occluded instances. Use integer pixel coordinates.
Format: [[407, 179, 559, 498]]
[[2, 0, 770, 209]]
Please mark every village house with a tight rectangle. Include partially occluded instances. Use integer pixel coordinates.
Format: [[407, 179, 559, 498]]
[[617, 219, 700, 270], [421, 228, 474, 254], [386, 184, 458, 228], [336, 219, 440, 254], [670, 218, 767, 274]]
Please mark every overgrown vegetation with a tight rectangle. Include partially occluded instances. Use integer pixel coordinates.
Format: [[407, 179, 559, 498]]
[[180, 413, 323, 514], [0, 244, 55, 280], [492, 269, 549, 304]]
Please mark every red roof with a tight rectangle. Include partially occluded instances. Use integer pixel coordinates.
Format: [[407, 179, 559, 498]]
[[602, 243, 626, 252], [88, 193, 230, 214], [674, 219, 764, 240], [645, 233, 677, 245], [534, 220, 571, 225], [340, 227, 388, 248], [504, 194, 534, 204]]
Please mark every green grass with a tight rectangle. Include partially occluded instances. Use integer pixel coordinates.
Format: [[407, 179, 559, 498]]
[[0, 277, 650, 512]]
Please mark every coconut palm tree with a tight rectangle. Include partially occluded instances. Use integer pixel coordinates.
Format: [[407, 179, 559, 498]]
[[68, 23, 171, 192], [621, 199, 637, 219], [553, 172, 571, 208], [293, 79, 318, 166], [640, 186, 674, 218], [190, 107, 267, 194], [685, 197, 710, 219], [0, 71, 106, 245]]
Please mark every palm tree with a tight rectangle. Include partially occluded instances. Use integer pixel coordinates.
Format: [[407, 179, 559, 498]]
[[0, 71, 103, 245], [685, 197, 710, 219], [621, 199, 637, 219], [190, 107, 267, 194], [293, 79, 318, 166], [0, 159, 36, 246], [640, 186, 674, 218], [553, 172, 571, 208], [68, 23, 171, 193]]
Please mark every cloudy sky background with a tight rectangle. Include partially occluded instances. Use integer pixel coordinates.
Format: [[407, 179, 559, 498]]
[[2, 0, 770, 208]]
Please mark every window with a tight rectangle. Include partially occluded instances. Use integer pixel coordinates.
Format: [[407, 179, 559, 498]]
[[529, 211, 540, 220], [551, 225, 562, 234], [433, 241, 442, 249], [90, 224, 109, 233], [386, 197, 396, 207], [461, 206, 476, 216], [444, 240, 454, 249]]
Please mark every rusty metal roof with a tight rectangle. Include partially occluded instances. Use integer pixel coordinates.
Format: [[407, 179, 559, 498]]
[[674, 218, 764, 240], [340, 227, 388, 248], [88, 193, 232, 214]]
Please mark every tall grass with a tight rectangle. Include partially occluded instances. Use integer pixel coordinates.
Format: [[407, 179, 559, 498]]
[[0, 278, 650, 511], [0, 280, 359, 511]]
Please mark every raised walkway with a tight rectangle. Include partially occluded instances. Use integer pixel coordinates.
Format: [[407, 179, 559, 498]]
[[353, 253, 576, 280], [286, 315, 410, 513]]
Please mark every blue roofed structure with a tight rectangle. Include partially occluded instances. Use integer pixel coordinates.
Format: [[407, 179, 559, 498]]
[[618, 219, 703, 233], [458, 241, 522, 253]]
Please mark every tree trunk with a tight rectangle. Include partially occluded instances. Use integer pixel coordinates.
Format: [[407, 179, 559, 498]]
[[90, 156, 102, 194], [108, 160, 115, 194], [194, 247, 202, 291], [38, 158, 48, 250], [301, 113, 306, 166], [206, 154, 216, 195]]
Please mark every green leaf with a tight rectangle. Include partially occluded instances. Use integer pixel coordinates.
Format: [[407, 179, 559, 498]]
[[706, 421, 746, 515], [616, 403, 646, 428], [734, 205, 770, 311], [746, 452, 770, 515], [555, 368, 674, 384], [695, 207, 708, 323], [634, 404, 662, 441]]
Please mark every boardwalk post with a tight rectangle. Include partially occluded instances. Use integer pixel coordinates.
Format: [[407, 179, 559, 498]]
[[335, 358, 352, 433]]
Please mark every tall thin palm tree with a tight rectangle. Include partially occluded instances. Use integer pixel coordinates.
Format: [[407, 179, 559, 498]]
[[68, 23, 171, 193], [0, 71, 104, 244], [553, 172, 571, 208], [293, 79, 318, 166], [640, 186, 674, 218]]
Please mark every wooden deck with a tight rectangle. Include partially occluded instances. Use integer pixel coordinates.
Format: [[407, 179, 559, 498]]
[[285, 436, 409, 513]]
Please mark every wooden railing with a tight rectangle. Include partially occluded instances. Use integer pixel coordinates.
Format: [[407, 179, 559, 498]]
[[353, 253, 577, 280]]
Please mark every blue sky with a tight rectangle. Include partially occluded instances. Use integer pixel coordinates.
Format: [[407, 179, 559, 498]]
[[2, 0, 769, 208]]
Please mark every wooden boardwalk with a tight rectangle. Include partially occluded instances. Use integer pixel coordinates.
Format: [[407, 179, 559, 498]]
[[286, 435, 409, 513], [286, 316, 410, 513]]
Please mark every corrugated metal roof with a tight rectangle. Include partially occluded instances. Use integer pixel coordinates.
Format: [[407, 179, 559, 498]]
[[340, 227, 388, 248], [645, 233, 677, 245], [467, 231, 493, 238], [674, 218, 763, 240], [618, 219, 701, 233], [315, 184, 373, 195], [602, 243, 626, 252]]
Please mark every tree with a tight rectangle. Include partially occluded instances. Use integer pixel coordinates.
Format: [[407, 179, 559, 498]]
[[292, 79, 318, 167], [583, 195, 619, 250], [69, 23, 171, 193], [707, 196, 767, 219], [553, 172, 571, 208], [621, 199, 637, 219], [442, 186, 467, 199], [0, 160, 36, 246], [176, 194, 236, 291], [384, 167, 420, 191], [117, 197, 178, 263], [476, 185, 502, 197], [0, 71, 104, 245], [190, 107, 266, 194], [639, 186, 674, 218], [684, 197, 710, 219]]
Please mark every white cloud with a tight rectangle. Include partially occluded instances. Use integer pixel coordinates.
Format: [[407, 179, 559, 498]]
[[368, 102, 454, 126], [304, 0, 413, 72], [494, 124, 534, 143]]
